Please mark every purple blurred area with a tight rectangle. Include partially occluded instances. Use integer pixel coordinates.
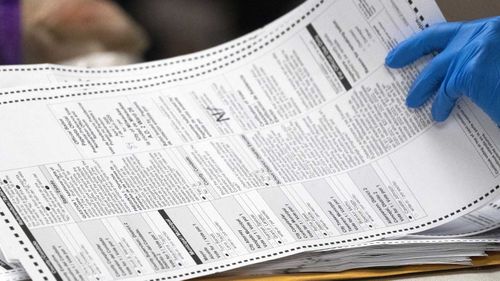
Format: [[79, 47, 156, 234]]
[[116, 0, 303, 61]]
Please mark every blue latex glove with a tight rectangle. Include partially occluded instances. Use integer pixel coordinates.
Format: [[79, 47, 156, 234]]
[[385, 17, 500, 124]]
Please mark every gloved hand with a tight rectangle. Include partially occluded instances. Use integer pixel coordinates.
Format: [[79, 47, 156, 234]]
[[385, 17, 500, 124]]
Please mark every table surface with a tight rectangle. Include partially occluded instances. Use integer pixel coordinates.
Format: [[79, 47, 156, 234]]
[[384, 267, 500, 281]]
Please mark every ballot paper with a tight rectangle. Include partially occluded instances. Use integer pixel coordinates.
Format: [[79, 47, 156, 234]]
[[0, 249, 28, 281], [224, 228, 500, 275], [412, 201, 500, 237], [1, 0, 499, 242], [0, 0, 499, 281]]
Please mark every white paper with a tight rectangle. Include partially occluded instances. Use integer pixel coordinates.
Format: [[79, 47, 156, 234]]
[[0, 1, 499, 281]]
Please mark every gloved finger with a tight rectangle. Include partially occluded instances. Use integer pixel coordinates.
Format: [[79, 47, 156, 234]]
[[431, 77, 461, 122], [406, 53, 451, 108], [385, 22, 461, 68]]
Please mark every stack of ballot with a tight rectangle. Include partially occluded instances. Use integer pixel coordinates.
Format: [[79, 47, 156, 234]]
[[0, 0, 499, 280], [228, 229, 500, 276], [3, 222, 500, 280]]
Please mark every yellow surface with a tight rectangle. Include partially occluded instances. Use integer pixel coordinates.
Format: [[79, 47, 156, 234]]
[[197, 252, 500, 281]]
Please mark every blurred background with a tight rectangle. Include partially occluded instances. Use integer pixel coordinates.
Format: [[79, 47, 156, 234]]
[[16, 0, 500, 66], [116, 0, 303, 61], [22, 0, 303, 65]]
